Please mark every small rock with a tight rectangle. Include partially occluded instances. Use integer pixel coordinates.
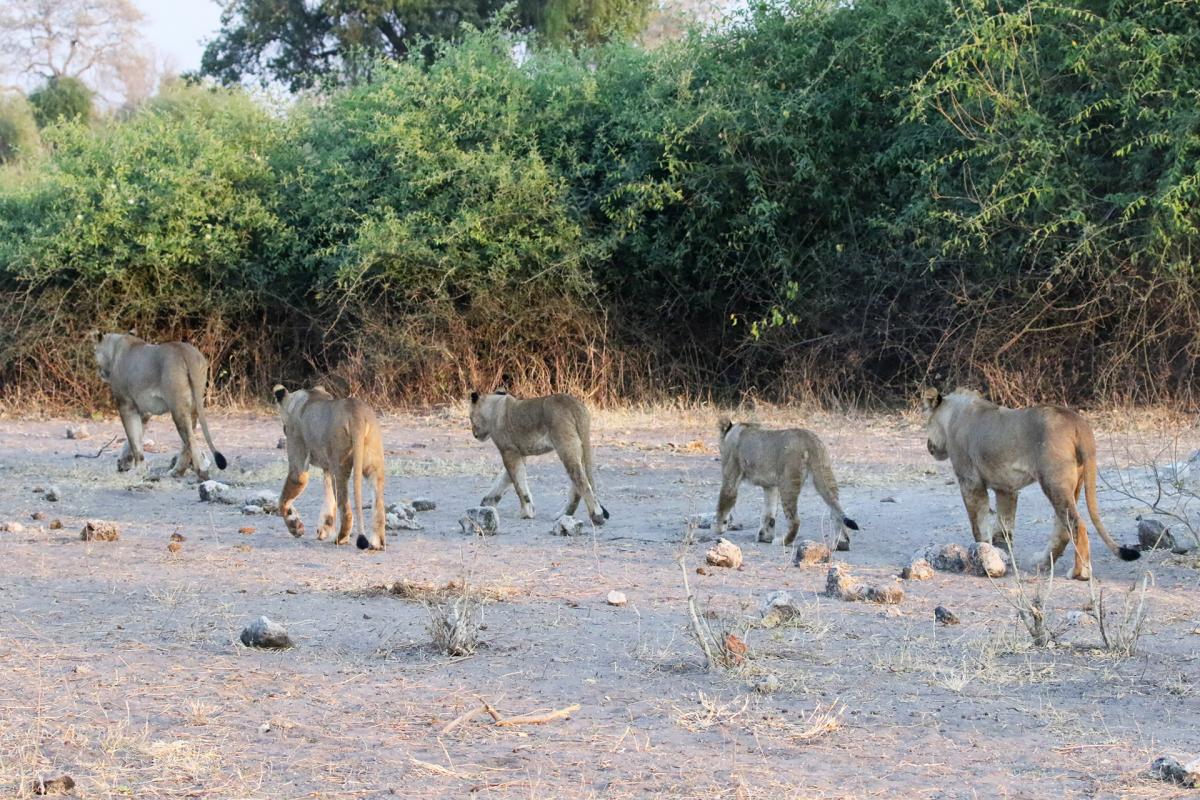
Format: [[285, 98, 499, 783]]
[[923, 543, 972, 573], [969, 542, 1008, 578], [824, 563, 865, 601], [276, 437, 287, 449], [66, 425, 91, 440], [259, 721, 272, 733], [1065, 610, 1094, 627], [386, 511, 423, 531], [240, 616, 293, 649], [901, 558, 935, 580], [411, 498, 437, 512], [32, 486, 44, 493], [1, 521, 26, 533], [687, 512, 717, 529], [695, 566, 708, 576], [705, 538, 743, 569], [754, 674, 781, 694], [1138, 517, 1176, 551], [792, 539, 831, 566], [880, 496, 898, 504], [244, 490, 279, 514], [759, 590, 800, 628], [552, 515, 585, 536], [80, 520, 120, 542], [865, 584, 905, 604], [167, 541, 182, 554], [387, 501, 417, 519], [606, 590, 627, 607], [44, 485, 61, 502], [33, 774, 75, 795], [460, 506, 499, 535], [239, 526, 255, 535], [49, 519, 63, 530], [170, 532, 186, 542], [30, 511, 46, 521], [935, 605, 959, 625], [198, 480, 235, 503], [242, 505, 265, 515], [1151, 756, 1199, 787]]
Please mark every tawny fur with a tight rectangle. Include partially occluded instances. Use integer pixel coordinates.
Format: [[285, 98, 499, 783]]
[[273, 385, 386, 551], [922, 387, 1140, 580], [469, 391, 609, 525], [92, 331, 226, 480], [714, 417, 858, 557]]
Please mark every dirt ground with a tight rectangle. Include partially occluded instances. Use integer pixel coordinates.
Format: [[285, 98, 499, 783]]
[[1, 405, 1199, 799]]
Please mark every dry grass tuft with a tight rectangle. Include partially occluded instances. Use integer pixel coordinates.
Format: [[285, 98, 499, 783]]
[[1089, 572, 1154, 657], [427, 589, 483, 657]]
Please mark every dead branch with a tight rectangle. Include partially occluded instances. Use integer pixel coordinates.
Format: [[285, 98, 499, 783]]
[[678, 556, 716, 669], [494, 704, 581, 727], [73, 434, 118, 459]]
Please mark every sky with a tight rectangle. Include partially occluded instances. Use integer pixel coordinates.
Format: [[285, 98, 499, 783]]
[[134, 0, 224, 75]]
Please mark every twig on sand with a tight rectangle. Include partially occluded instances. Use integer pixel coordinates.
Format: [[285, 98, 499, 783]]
[[440, 699, 579, 735], [74, 434, 118, 459], [678, 556, 716, 669]]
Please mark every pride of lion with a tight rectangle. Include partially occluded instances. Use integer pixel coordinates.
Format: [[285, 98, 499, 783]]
[[86, 332, 1148, 583]]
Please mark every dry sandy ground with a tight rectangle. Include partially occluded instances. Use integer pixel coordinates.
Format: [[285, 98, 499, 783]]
[[1, 406, 1199, 799]]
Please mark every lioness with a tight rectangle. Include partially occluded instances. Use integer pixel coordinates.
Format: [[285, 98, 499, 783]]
[[92, 331, 227, 480], [922, 388, 1140, 580], [715, 418, 859, 556], [273, 385, 386, 551], [469, 386, 609, 525]]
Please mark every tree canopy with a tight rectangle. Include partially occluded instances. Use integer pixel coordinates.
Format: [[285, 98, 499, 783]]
[[199, 0, 652, 91]]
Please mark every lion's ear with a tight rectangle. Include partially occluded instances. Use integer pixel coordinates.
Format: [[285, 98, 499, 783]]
[[273, 384, 288, 403], [717, 416, 733, 437], [497, 373, 512, 394], [470, 391, 479, 404], [127, 328, 137, 337], [89, 329, 102, 344], [920, 386, 942, 411]]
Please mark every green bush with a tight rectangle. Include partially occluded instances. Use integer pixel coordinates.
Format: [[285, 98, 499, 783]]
[[0, 94, 40, 163], [28, 76, 94, 128]]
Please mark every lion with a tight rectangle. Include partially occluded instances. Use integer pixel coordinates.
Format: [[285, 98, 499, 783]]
[[714, 417, 859, 557], [468, 384, 609, 525], [922, 387, 1140, 580], [273, 384, 386, 551], [92, 331, 227, 480]]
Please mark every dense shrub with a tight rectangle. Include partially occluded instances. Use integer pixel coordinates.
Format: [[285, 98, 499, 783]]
[[28, 76, 94, 128], [2, 0, 1198, 410], [0, 94, 40, 163]]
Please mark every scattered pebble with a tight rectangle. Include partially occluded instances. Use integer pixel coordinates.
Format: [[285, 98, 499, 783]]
[[1137, 517, 1176, 552], [80, 521, 120, 542], [687, 512, 717, 530], [935, 605, 959, 625], [754, 674, 781, 694], [792, 539, 831, 566], [922, 543, 972, 573], [276, 437, 287, 449], [824, 563, 865, 601], [411, 498, 437, 512], [900, 558, 934, 580], [242, 505, 265, 515], [49, 519, 63, 530], [386, 511, 423, 531], [1065, 610, 1094, 627], [606, 590, 627, 607], [723, 633, 747, 665], [239, 526, 256, 535], [460, 506, 499, 535], [969, 542, 1008, 578], [1150, 756, 1199, 788], [695, 566, 709, 576], [44, 485, 61, 502], [1, 521, 26, 533], [705, 538, 743, 569], [30, 511, 46, 521], [240, 616, 293, 649], [198, 480, 235, 504], [167, 541, 182, 554], [66, 425, 91, 440], [759, 590, 801, 628], [244, 490, 279, 514], [552, 515, 584, 536], [865, 584, 905, 604], [170, 532, 186, 542], [33, 774, 75, 795], [880, 496, 898, 504]]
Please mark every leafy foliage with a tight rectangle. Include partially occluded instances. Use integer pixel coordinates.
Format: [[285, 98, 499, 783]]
[[28, 76, 94, 128], [0, 94, 40, 163], [4, 0, 1200, 409]]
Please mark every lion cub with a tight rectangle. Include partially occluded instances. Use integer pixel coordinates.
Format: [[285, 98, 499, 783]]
[[469, 385, 609, 525], [714, 418, 858, 556], [273, 385, 386, 551]]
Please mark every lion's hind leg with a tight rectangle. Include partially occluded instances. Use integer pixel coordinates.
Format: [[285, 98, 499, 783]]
[[333, 467, 353, 545], [316, 471, 336, 541], [757, 487, 779, 543], [280, 470, 310, 538], [116, 406, 146, 472], [169, 407, 200, 479]]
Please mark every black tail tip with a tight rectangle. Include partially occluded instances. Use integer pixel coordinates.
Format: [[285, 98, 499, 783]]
[[356, 534, 371, 550], [602, 505, 610, 520], [1119, 546, 1141, 561], [843, 516, 859, 531], [214, 452, 228, 470]]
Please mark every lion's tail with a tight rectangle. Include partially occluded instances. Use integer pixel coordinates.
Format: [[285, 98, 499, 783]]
[[352, 432, 374, 550], [1080, 436, 1139, 562], [187, 354, 226, 470], [807, 435, 858, 532]]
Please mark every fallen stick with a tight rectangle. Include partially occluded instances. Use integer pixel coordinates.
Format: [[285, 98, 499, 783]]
[[678, 556, 715, 669], [74, 434, 118, 459], [440, 704, 486, 736], [494, 704, 580, 727]]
